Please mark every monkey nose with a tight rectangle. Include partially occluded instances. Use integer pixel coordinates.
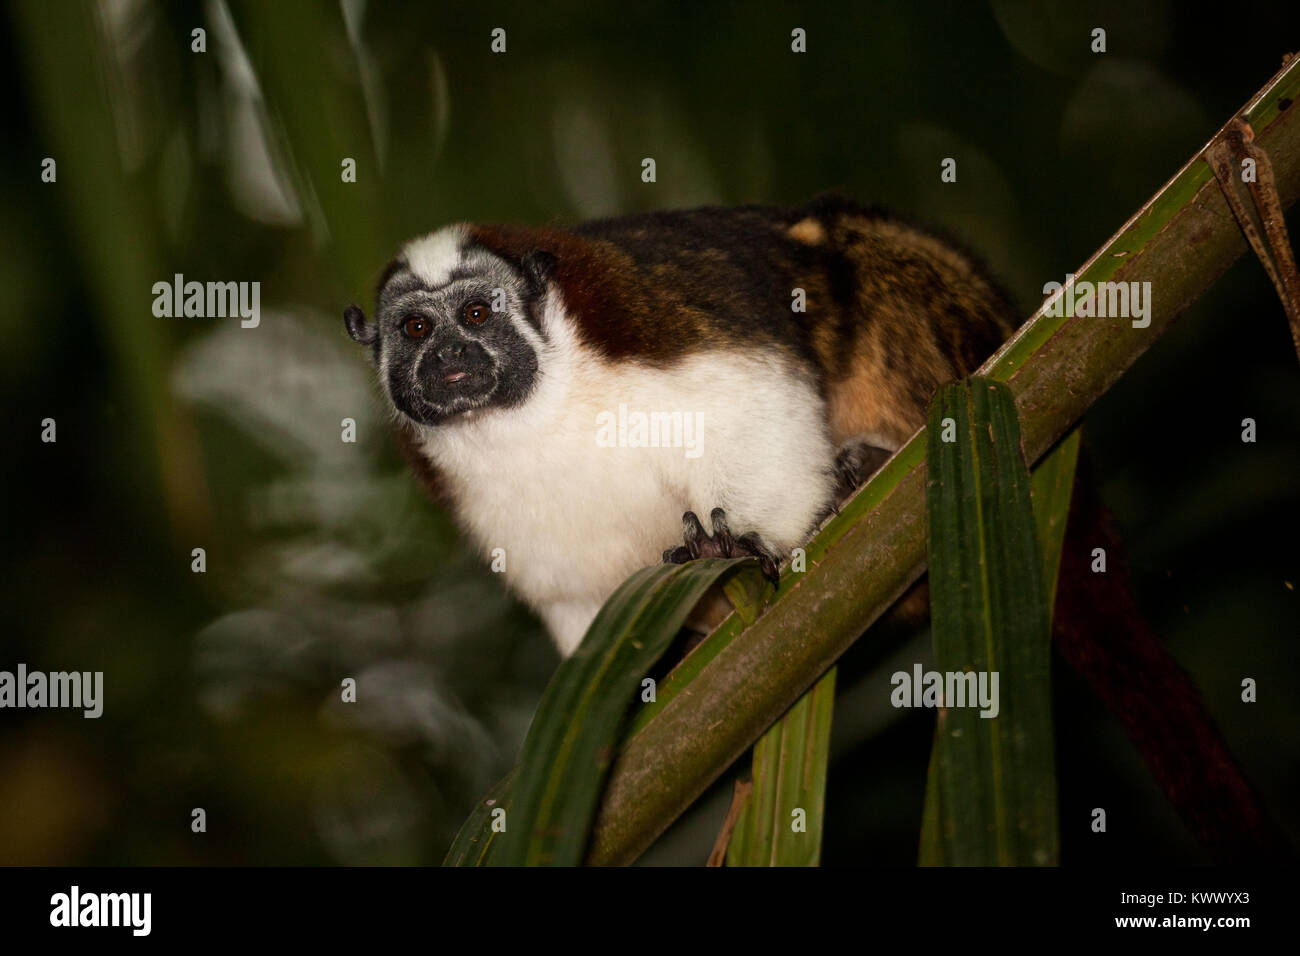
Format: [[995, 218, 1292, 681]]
[[435, 341, 466, 364]]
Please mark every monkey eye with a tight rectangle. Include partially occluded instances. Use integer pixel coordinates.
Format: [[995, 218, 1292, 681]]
[[403, 315, 430, 338], [462, 300, 490, 325]]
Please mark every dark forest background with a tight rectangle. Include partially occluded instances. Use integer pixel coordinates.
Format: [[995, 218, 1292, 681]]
[[1, 0, 1297, 864]]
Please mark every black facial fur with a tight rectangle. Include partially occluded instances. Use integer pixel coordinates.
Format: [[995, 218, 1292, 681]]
[[349, 244, 546, 426]]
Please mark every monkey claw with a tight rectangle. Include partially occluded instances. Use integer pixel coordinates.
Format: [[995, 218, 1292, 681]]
[[662, 508, 782, 584]]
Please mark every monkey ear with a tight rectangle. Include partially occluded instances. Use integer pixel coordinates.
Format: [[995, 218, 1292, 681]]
[[521, 250, 557, 297], [344, 305, 377, 345]]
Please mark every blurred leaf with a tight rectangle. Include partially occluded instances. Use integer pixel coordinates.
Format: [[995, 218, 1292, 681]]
[[13, 0, 211, 538], [991, 0, 1172, 76], [232, 0, 392, 291]]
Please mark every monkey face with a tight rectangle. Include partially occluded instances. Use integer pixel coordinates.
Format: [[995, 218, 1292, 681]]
[[345, 235, 552, 426]]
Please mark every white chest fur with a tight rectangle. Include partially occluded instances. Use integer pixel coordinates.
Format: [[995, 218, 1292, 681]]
[[416, 297, 837, 655]]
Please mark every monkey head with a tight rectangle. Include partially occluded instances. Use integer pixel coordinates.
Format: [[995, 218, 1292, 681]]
[[344, 226, 555, 426]]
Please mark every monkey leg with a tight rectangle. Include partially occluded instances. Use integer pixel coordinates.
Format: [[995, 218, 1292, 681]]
[[662, 508, 781, 584]]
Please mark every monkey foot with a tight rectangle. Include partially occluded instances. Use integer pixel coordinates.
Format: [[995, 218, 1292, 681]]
[[833, 440, 894, 500], [812, 441, 896, 527], [662, 508, 781, 585]]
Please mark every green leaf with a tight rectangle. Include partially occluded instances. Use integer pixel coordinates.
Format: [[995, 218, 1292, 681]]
[[1030, 428, 1082, 615], [920, 428, 1075, 867], [727, 667, 836, 867], [919, 377, 1058, 866], [449, 557, 752, 866], [917, 722, 946, 865], [722, 566, 776, 627], [442, 768, 515, 867]]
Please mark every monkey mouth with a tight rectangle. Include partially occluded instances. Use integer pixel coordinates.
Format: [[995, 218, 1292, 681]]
[[403, 366, 499, 423], [430, 366, 491, 395]]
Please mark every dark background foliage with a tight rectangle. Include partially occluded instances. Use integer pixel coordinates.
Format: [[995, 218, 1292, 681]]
[[1, 0, 1296, 864]]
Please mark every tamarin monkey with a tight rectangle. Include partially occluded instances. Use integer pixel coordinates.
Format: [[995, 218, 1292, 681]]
[[344, 196, 1015, 656], [344, 195, 1287, 861]]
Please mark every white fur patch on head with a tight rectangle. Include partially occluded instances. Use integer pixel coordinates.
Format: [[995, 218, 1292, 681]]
[[402, 224, 469, 287]]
